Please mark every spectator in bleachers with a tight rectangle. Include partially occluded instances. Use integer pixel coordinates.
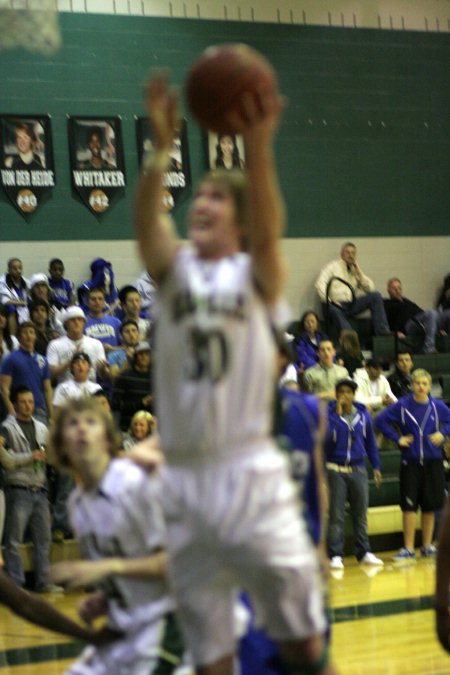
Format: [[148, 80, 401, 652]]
[[29, 299, 59, 356], [0, 322, 53, 424], [0, 305, 19, 423], [77, 258, 119, 315], [112, 341, 153, 431], [0, 258, 30, 332], [315, 242, 391, 337], [303, 340, 348, 400], [118, 285, 151, 340], [437, 272, 450, 334], [384, 278, 440, 353], [108, 320, 141, 380], [84, 287, 121, 352], [135, 270, 157, 321], [28, 274, 63, 336], [376, 369, 450, 561], [48, 258, 76, 310], [46, 306, 107, 385], [353, 357, 397, 415], [52, 353, 102, 409], [336, 329, 364, 377], [325, 378, 383, 570], [295, 310, 325, 370], [388, 350, 414, 399], [0, 387, 57, 592], [122, 410, 157, 452]]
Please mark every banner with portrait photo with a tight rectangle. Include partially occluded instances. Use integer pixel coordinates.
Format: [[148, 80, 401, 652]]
[[0, 115, 55, 218], [205, 132, 246, 171], [68, 116, 126, 216], [136, 117, 190, 213]]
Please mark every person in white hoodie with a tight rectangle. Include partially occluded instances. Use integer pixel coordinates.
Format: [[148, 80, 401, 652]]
[[353, 356, 397, 415]]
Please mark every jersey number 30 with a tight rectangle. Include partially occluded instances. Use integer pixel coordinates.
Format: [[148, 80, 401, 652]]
[[185, 328, 229, 383]]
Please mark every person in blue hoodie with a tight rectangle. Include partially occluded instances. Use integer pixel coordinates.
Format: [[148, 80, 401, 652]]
[[295, 310, 328, 371], [376, 368, 450, 562], [326, 378, 383, 570]]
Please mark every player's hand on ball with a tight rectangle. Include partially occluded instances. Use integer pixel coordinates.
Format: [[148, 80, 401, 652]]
[[228, 88, 285, 143], [78, 590, 108, 625], [146, 72, 180, 151]]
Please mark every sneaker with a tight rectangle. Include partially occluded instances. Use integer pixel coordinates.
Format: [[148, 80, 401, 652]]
[[392, 547, 416, 562], [330, 556, 344, 569], [35, 584, 64, 594], [420, 544, 437, 558], [360, 552, 384, 566]]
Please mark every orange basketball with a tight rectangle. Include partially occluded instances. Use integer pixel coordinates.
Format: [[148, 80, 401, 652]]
[[185, 43, 278, 134]]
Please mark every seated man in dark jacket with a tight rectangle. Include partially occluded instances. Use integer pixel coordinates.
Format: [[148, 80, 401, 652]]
[[376, 369, 450, 562], [325, 378, 383, 570], [387, 350, 414, 399], [384, 278, 439, 353]]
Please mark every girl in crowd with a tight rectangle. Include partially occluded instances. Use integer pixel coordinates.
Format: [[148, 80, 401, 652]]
[[0, 258, 29, 332], [296, 310, 326, 370], [123, 410, 157, 452], [336, 329, 364, 377]]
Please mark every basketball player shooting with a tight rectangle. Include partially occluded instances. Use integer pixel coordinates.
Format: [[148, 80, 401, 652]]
[[134, 70, 336, 675]]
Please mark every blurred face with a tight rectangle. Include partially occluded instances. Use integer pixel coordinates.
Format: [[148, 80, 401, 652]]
[[123, 292, 141, 318], [189, 180, 241, 259], [33, 282, 49, 300], [88, 291, 105, 315], [49, 262, 64, 281], [303, 313, 319, 334], [8, 259, 23, 280], [94, 395, 111, 416], [66, 317, 86, 339], [396, 353, 413, 375], [16, 129, 33, 154], [134, 350, 150, 371], [336, 385, 355, 411], [132, 418, 150, 440], [31, 305, 49, 326], [14, 392, 35, 420], [318, 341, 335, 367], [341, 245, 357, 265], [412, 376, 431, 400], [71, 358, 90, 382], [220, 135, 234, 158], [89, 133, 102, 157], [121, 324, 139, 347], [18, 326, 36, 351], [61, 409, 109, 470], [367, 365, 383, 381], [388, 279, 403, 300]]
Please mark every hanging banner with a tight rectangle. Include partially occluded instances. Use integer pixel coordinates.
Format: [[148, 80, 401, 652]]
[[136, 117, 190, 212], [68, 116, 125, 216], [0, 114, 55, 218]]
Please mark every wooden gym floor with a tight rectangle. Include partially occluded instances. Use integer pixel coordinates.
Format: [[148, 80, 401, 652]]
[[0, 551, 448, 674]]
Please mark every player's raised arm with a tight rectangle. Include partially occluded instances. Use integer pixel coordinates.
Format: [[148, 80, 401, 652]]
[[240, 89, 286, 303], [134, 73, 179, 282]]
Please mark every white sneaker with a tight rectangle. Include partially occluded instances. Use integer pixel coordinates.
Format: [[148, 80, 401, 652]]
[[330, 556, 344, 569], [360, 552, 384, 566]]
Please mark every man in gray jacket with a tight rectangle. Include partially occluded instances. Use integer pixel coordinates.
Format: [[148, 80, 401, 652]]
[[0, 386, 55, 592]]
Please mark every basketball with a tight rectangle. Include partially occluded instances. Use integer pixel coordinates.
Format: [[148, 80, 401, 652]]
[[185, 43, 278, 134]]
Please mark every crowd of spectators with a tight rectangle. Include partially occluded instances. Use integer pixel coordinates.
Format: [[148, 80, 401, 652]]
[[0, 246, 448, 588]]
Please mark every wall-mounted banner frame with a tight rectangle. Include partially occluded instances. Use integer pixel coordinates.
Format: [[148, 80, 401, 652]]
[[0, 114, 55, 218], [68, 116, 126, 216], [136, 117, 190, 212]]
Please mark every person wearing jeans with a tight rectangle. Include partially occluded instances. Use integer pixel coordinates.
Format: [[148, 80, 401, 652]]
[[0, 386, 57, 592], [325, 378, 383, 570]]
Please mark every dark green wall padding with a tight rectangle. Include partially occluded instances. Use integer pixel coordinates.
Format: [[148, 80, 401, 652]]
[[1, 13, 449, 240]]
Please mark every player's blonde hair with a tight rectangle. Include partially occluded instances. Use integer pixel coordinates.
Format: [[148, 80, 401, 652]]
[[48, 397, 122, 471], [411, 368, 432, 385], [200, 169, 251, 246]]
